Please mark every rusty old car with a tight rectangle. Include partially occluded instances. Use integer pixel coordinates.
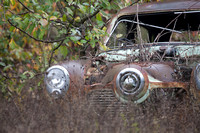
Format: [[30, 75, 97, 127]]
[[44, 0, 200, 104]]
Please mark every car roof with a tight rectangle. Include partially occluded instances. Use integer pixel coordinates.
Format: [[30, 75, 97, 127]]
[[119, 0, 200, 15]]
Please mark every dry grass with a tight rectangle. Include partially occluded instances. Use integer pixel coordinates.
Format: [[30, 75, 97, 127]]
[[1, 75, 200, 133]]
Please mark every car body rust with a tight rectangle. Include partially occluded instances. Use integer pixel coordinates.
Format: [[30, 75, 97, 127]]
[[44, 0, 200, 103]]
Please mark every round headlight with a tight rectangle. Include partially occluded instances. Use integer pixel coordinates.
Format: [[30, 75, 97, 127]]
[[45, 65, 70, 98], [195, 64, 200, 90], [114, 67, 149, 103], [116, 68, 145, 96]]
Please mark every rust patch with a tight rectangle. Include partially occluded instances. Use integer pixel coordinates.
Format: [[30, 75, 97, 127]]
[[60, 60, 87, 96], [149, 82, 189, 92], [143, 63, 176, 82]]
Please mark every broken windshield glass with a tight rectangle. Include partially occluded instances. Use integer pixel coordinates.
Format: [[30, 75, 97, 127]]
[[106, 11, 200, 49]]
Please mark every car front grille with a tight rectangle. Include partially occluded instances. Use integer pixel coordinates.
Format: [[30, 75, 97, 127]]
[[87, 88, 128, 117]]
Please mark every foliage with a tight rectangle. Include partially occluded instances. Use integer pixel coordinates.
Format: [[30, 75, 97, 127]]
[[0, 0, 156, 98]]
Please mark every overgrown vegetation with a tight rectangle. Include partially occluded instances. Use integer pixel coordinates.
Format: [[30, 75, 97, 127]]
[[1, 0, 156, 98], [1, 85, 200, 133]]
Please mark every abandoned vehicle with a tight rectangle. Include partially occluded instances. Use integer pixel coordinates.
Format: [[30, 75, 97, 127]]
[[44, 0, 200, 104]]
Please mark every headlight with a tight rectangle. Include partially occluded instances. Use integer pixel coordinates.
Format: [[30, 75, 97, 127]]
[[115, 67, 149, 103], [194, 64, 200, 90], [116, 68, 145, 96], [45, 65, 70, 98]]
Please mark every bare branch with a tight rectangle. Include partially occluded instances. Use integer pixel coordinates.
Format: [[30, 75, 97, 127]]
[[17, 0, 34, 13], [49, 40, 64, 66], [56, 2, 73, 23], [50, 20, 68, 26], [77, 0, 113, 25], [57, 0, 113, 27], [78, 6, 103, 25], [129, 0, 140, 6], [7, 9, 30, 15], [8, 19, 67, 43]]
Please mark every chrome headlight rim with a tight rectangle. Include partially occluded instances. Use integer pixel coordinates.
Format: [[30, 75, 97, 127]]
[[116, 68, 145, 96], [45, 65, 70, 98], [194, 64, 200, 90]]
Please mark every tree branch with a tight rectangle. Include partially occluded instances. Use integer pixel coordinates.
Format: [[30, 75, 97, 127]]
[[77, 0, 113, 25], [129, 0, 140, 6], [49, 40, 64, 66], [56, 2, 73, 23], [8, 19, 67, 43], [78, 6, 103, 25], [17, 0, 34, 13], [50, 20, 68, 26]]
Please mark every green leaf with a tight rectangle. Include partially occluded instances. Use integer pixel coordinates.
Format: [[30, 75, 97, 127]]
[[84, 35, 89, 40], [96, 13, 102, 21], [0, 62, 6, 67], [33, 5, 37, 13], [36, 27, 41, 38], [96, 20, 104, 27], [32, 0, 38, 5], [80, 39, 87, 44], [78, 4, 87, 13], [10, 0, 15, 6], [34, 13, 42, 19], [90, 39, 97, 48], [38, 80, 42, 87], [9, 39, 17, 49], [15, 49, 21, 59], [9, 26, 15, 32], [110, 3, 120, 10], [63, 14, 67, 22], [3, 0, 10, 6], [66, 7, 73, 16], [70, 36, 81, 42], [28, 23, 35, 34], [3, 65, 12, 71], [22, 17, 29, 30], [100, 10, 111, 19], [102, 0, 110, 9], [33, 29, 37, 38], [38, 28, 45, 40], [59, 45, 68, 57], [20, 74, 27, 79]]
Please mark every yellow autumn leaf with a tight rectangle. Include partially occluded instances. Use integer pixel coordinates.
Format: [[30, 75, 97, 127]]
[[10, 0, 15, 5], [9, 39, 17, 49], [50, 16, 57, 20], [68, 41, 72, 47], [77, 41, 83, 46], [75, 16, 80, 22], [33, 64, 39, 71], [102, 27, 107, 31], [116, 34, 123, 38], [99, 42, 109, 51]]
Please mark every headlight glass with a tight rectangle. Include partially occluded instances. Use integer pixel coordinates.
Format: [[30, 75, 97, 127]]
[[45, 65, 70, 98], [116, 68, 145, 96]]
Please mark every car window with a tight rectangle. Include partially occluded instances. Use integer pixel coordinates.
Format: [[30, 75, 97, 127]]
[[171, 31, 200, 42], [107, 20, 150, 49], [106, 11, 200, 49]]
